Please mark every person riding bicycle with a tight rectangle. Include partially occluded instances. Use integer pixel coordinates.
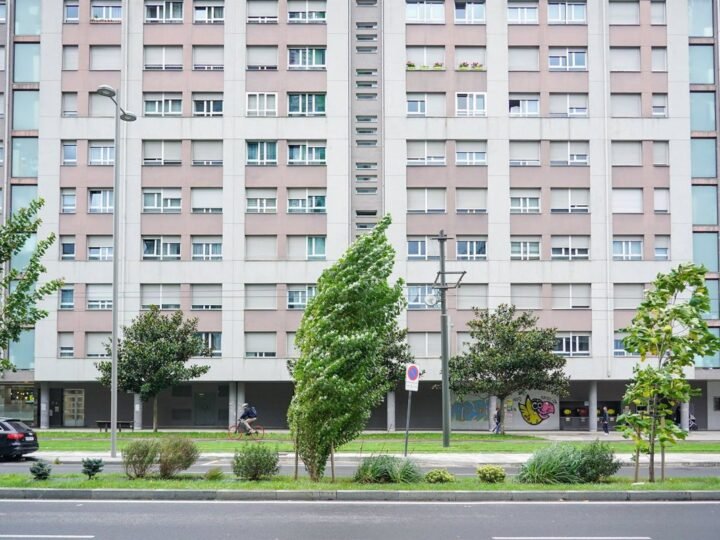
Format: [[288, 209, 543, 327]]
[[239, 403, 258, 435]]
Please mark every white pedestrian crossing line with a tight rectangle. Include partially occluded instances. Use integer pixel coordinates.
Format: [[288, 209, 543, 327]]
[[0, 536, 95, 539], [492, 537, 651, 540]]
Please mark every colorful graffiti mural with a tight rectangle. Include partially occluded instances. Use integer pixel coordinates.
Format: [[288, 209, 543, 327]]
[[451, 398, 489, 425], [518, 394, 556, 426]]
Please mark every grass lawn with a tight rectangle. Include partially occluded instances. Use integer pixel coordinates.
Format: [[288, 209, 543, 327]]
[[33, 431, 720, 454], [1, 473, 718, 491]]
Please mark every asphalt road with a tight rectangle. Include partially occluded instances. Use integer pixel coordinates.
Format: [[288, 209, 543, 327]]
[[0, 500, 717, 540]]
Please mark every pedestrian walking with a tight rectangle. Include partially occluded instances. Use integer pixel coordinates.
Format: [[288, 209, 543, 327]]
[[601, 406, 610, 435], [493, 407, 501, 434]]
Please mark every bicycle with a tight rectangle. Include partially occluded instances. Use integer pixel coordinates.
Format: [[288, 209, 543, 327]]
[[228, 421, 265, 441]]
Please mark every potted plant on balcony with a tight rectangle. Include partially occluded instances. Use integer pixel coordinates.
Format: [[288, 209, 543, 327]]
[[432, 62, 444, 70], [471, 62, 486, 71], [406, 61, 416, 70], [458, 61, 470, 71]]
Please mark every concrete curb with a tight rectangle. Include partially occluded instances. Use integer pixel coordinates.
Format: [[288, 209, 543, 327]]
[[0, 488, 718, 502]]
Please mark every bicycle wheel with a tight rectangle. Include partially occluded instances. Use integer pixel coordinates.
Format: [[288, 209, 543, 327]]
[[248, 424, 265, 441], [228, 424, 241, 439]]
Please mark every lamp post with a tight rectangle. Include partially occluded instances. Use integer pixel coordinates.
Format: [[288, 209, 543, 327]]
[[96, 84, 136, 458]]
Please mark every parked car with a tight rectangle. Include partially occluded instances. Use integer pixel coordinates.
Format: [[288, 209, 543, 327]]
[[0, 418, 39, 459]]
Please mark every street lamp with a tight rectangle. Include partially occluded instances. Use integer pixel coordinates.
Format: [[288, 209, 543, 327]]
[[97, 84, 136, 458]]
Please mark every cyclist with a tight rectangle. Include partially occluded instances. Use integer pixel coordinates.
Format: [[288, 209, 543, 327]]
[[239, 402, 258, 435]]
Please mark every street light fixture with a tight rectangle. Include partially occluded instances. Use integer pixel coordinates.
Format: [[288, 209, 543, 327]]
[[97, 84, 136, 458]]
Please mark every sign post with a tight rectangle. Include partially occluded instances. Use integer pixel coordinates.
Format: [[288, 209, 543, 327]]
[[404, 363, 420, 457]]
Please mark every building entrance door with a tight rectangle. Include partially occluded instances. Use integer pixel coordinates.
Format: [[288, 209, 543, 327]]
[[49, 388, 63, 427], [63, 389, 85, 427], [193, 390, 217, 426]]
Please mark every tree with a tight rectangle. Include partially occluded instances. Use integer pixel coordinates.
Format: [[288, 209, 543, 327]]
[[618, 263, 720, 482], [449, 304, 569, 434], [287, 215, 407, 481], [0, 198, 63, 374], [96, 306, 212, 431]]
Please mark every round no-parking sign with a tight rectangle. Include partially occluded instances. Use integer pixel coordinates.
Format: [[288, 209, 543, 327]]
[[405, 363, 420, 392]]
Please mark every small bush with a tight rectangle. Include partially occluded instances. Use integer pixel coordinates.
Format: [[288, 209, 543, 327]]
[[122, 439, 159, 479], [81, 458, 104, 480], [476, 465, 506, 484], [518, 444, 583, 484], [232, 444, 279, 481], [30, 461, 51, 481], [158, 437, 200, 479], [425, 468, 455, 484], [577, 440, 621, 483], [204, 467, 225, 481], [353, 455, 423, 484]]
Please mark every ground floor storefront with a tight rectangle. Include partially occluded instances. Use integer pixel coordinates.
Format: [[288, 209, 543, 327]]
[[0, 380, 716, 431]]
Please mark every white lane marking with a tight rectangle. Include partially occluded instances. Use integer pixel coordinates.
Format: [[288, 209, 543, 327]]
[[492, 538, 651, 540], [2, 500, 718, 506], [0, 536, 95, 539]]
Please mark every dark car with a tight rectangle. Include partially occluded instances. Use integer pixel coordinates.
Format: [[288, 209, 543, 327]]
[[0, 418, 39, 459]]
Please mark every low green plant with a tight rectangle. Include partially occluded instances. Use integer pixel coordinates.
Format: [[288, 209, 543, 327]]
[[158, 437, 199, 479], [204, 467, 224, 481], [353, 455, 423, 484], [81, 458, 104, 480], [476, 465, 506, 484], [519, 444, 583, 484], [577, 440, 622, 483], [232, 444, 280, 481], [29, 461, 51, 481], [122, 439, 159, 479], [425, 468, 455, 484]]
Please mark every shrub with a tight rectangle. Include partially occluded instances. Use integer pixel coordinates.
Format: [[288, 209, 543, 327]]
[[476, 465, 506, 484], [425, 468, 455, 484], [30, 461, 51, 481], [353, 455, 423, 484], [158, 437, 200, 479], [81, 458, 104, 480], [577, 440, 621, 483], [232, 444, 279, 481], [122, 439, 159, 479], [518, 444, 583, 485], [204, 467, 225, 481]]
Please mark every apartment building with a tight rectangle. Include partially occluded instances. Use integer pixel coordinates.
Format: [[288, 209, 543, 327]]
[[0, 0, 718, 431]]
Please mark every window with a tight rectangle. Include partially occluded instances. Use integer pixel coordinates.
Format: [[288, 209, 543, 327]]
[[59, 286, 75, 310], [651, 47, 667, 72], [611, 141, 642, 167], [287, 284, 317, 309], [548, 93, 588, 117], [614, 283, 644, 310], [143, 140, 182, 165], [60, 189, 76, 213], [612, 189, 643, 214], [89, 93, 117, 118], [87, 236, 113, 261], [406, 46, 445, 69], [245, 284, 277, 310], [454, 1, 485, 24], [552, 284, 591, 309], [194, 0, 223, 23], [246, 188, 277, 213], [408, 333, 441, 358], [551, 236, 589, 260], [246, 46, 278, 70], [705, 280, 719, 320], [511, 236, 541, 260], [614, 333, 636, 357], [13, 90, 38, 130], [287, 188, 326, 213], [88, 189, 114, 213], [14, 43, 40, 82], [62, 93, 78, 117], [407, 236, 439, 260], [191, 188, 222, 213], [456, 237, 487, 260], [613, 237, 643, 261], [407, 93, 427, 116], [142, 236, 181, 260], [689, 0, 713, 37], [192, 141, 223, 166], [508, 47, 539, 71], [191, 236, 222, 261], [199, 332, 222, 357], [58, 333, 74, 358], [554, 333, 590, 357], [193, 46, 223, 70], [650, 0, 665, 25], [693, 232, 718, 271], [509, 94, 540, 117], [288, 141, 326, 165], [15, 0, 40, 35], [64, 1, 79, 22], [62, 141, 77, 165], [456, 188, 487, 213], [142, 188, 181, 213], [407, 284, 439, 310], [509, 141, 540, 166], [407, 141, 446, 165], [548, 48, 587, 71], [691, 138, 717, 178], [654, 235, 670, 261], [455, 46, 486, 70], [287, 332, 299, 358], [62, 46, 79, 71], [691, 92, 716, 131], [288, 93, 326, 116], [611, 94, 641, 118], [60, 236, 76, 260], [288, 0, 326, 22], [246, 141, 278, 165], [86, 284, 112, 310], [692, 185, 718, 225], [507, 1, 538, 24], [455, 141, 487, 165], [550, 141, 589, 166], [245, 236, 277, 260], [246, 0, 278, 23], [689, 45, 715, 84], [11, 137, 38, 178], [141, 284, 181, 310], [143, 46, 183, 70], [511, 284, 542, 309], [550, 188, 589, 213], [457, 284, 488, 310], [653, 141, 669, 166], [86, 333, 111, 358], [510, 189, 540, 214], [608, 0, 639, 25], [144, 93, 182, 117], [244, 333, 276, 358], [548, 1, 586, 24], [90, 1, 122, 22], [306, 236, 326, 260], [407, 188, 446, 213], [655, 94, 669, 118], [455, 92, 486, 117], [406, 0, 444, 23], [247, 93, 277, 117], [609, 47, 640, 72], [88, 141, 115, 165], [145, 1, 184, 23], [288, 47, 326, 70], [191, 284, 222, 310]]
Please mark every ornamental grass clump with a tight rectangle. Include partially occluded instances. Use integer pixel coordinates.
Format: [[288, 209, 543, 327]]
[[353, 455, 422, 484], [232, 444, 280, 481], [518, 444, 583, 484], [476, 465, 506, 484]]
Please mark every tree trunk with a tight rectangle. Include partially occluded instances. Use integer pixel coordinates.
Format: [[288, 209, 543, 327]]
[[661, 443, 665, 482], [330, 445, 335, 483], [647, 394, 658, 482], [634, 446, 640, 483], [153, 395, 159, 432], [294, 430, 299, 481]]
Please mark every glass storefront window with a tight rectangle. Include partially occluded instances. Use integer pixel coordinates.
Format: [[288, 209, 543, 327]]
[[9, 329, 35, 370], [689, 0, 714, 37], [11, 137, 38, 178], [689, 45, 715, 84], [0, 385, 36, 425], [690, 92, 716, 132], [13, 43, 40, 83], [693, 232, 719, 272], [12, 90, 39, 130], [14, 0, 41, 35], [691, 138, 717, 178], [693, 185, 718, 225]]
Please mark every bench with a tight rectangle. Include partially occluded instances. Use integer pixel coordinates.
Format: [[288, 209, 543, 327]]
[[96, 420, 134, 432]]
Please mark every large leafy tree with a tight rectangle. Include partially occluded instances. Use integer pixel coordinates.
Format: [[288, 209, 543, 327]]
[[619, 263, 720, 482], [449, 304, 569, 434], [288, 214, 407, 481], [96, 306, 212, 431], [0, 198, 63, 374]]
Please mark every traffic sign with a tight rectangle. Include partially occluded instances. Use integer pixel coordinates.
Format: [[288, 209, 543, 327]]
[[405, 363, 420, 392]]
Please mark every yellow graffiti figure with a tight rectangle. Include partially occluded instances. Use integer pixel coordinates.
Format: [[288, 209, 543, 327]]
[[519, 395, 556, 426]]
